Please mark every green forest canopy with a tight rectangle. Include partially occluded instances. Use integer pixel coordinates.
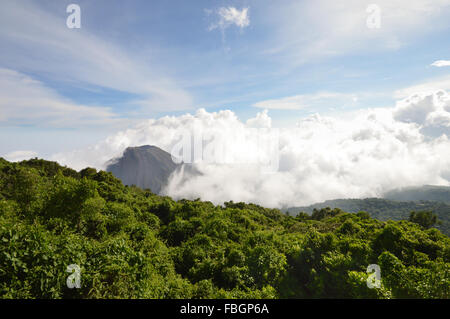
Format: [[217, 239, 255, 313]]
[[0, 158, 448, 298], [287, 198, 450, 236]]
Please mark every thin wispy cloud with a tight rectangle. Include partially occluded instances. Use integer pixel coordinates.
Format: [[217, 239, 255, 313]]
[[394, 75, 450, 98], [259, 0, 450, 65], [253, 92, 359, 110], [0, 68, 120, 127], [0, 0, 193, 114], [431, 60, 450, 67]]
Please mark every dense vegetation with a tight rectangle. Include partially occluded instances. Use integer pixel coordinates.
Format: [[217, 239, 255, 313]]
[[0, 158, 449, 298], [287, 198, 450, 236], [384, 185, 450, 204]]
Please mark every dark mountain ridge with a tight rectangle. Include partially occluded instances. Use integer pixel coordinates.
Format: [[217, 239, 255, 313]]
[[383, 185, 450, 203], [106, 145, 180, 194]]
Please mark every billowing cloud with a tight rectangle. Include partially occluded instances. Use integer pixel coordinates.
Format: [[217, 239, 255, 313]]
[[52, 90, 450, 208], [208, 7, 250, 31], [246, 109, 272, 128], [431, 60, 450, 67], [393, 90, 450, 127]]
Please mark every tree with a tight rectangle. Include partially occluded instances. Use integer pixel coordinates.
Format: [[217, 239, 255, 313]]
[[409, 211, 440, 229], [295, 212, 310, 221]]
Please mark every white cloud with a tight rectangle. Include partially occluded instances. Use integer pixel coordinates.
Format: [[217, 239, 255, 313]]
[[246, 109, 272, 128], [431, 60, 450, 67], [0, 0, 193, 112], [208, 7, 250, 31], [3, 150, 38, 162], [0, 68, 119, 127], [52, 90, 450, 208], [393, 90, 450, 127], [51, 109, 244, 170], [253, 92, 359, 110], [394, 75, 450, 99], [260, 0, 450, 64]]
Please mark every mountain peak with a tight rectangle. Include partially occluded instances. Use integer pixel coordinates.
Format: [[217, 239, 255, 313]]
[[106, 145, 179, 194], [125, 145, 160, 151]]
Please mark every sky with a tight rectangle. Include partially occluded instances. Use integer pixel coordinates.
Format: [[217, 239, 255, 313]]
[[1, 0, 450, 206]]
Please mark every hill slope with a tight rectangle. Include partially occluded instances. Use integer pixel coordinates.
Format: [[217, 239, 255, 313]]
[[383, 185, 450, 203], [106, 145, 179, 194]]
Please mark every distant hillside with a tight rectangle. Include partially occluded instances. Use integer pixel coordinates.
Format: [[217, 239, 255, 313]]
[[286, 198, 450, 236], [383, 185, 450, 203], [106, 145, 179, 194]]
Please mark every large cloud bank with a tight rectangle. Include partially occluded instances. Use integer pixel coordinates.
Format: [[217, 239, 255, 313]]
[[52, 90, 450, 208]]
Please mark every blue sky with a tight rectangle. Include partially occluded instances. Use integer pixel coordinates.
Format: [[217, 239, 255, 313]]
[[1, 0, 450, 159]]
